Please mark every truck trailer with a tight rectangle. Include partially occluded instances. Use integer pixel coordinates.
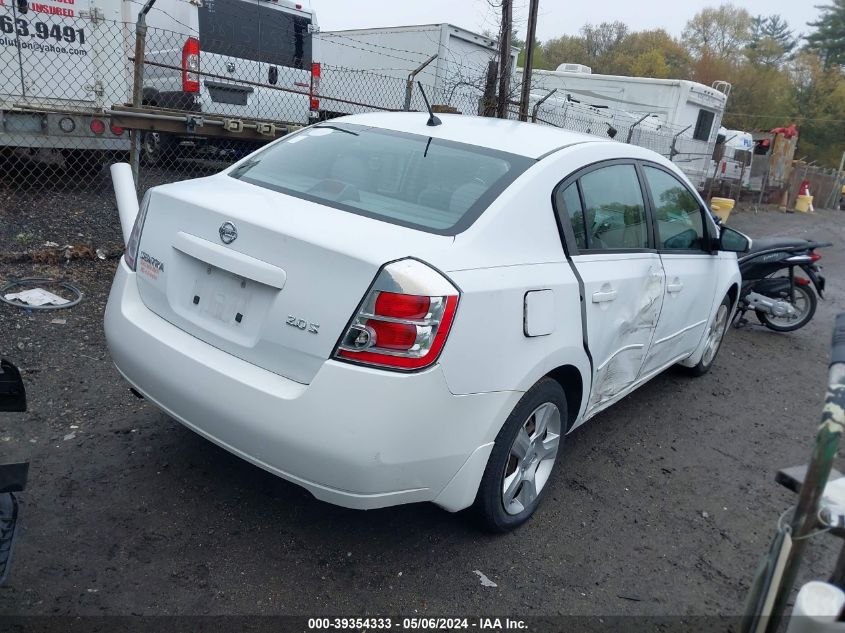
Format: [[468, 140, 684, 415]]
[[0, 0, 318, 163], [315, 23, 518, 118]]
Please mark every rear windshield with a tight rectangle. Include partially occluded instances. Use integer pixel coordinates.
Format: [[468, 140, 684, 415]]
[[229, 124, 533, 234], [199, 0, 312, 69]]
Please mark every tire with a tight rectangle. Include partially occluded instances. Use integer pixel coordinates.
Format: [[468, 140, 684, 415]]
[[140, 131, 176, 167], [473, 378, 567, 532], [685, 294, 731, 377], [757, 284, 817, 332]]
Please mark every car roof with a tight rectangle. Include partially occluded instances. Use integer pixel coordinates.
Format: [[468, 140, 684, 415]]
[[333, 112, 613, 159]]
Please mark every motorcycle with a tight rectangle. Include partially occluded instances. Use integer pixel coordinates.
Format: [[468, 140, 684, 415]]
[[734, 236, 830, 332]]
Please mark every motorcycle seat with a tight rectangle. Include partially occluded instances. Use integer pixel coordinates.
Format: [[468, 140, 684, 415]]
[[745, 237, 809, 255]]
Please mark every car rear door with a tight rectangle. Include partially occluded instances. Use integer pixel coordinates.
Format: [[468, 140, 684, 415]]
[[5, 0, 99, 107], [555, 162, 665, 418], [0, 3, 24, 100], [638, 163, 719, 375], [255, 3, 312, 124], [197, 0, 261, 119]]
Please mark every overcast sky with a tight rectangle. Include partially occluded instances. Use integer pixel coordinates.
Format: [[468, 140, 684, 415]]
[[307, 0, 821, 43]]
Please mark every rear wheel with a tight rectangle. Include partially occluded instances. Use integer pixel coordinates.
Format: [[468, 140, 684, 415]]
[[757, 284, 817, 332], [140, 131, 176, 167], [473, 378, 566, 532]]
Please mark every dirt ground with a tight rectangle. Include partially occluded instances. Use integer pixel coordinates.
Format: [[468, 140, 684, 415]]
[[2, 185, 845, 620]]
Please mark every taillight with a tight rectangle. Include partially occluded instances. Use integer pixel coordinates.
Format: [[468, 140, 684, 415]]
[[310, 62, 320, 111], [124, 192, 151, 271], [810, 251, 822, 262], [796, 277, 811, 286], [90, 118, 106, 134], [182, 37, 200, 93], [334, 259, 460, 371], [110, 121, 124, 136]]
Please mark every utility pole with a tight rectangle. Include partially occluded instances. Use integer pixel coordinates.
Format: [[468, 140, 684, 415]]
[[496, 0, 512, 119], [518, 0, 540, 122]]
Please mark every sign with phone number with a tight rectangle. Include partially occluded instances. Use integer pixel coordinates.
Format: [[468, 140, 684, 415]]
[[0, 15, 85, 45]]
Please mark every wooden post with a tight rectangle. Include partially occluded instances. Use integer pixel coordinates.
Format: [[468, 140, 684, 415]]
[[518, 0, 540, 122], [480, 60, 498, 117], [496, 0, 512, 119]]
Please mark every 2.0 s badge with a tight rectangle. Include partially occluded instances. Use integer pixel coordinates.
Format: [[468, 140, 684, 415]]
[[287, 315, 320, 334]]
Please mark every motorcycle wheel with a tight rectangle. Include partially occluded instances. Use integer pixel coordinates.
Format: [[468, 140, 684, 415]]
[[756, 284, 817, 332]]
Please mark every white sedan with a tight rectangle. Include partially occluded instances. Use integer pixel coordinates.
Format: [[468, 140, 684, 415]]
[[105, 112, 747, 531]]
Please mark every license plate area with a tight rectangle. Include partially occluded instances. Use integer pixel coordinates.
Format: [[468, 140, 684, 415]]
[[191, 264, 255, 325], [168, 251, 277, 346]]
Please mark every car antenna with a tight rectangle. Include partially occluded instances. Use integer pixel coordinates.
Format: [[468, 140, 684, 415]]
[[416, 82, 441, 127]]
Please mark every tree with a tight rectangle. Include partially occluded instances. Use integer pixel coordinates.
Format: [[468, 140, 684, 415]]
[[579, 22, 629, 60], [746, 15, 798, 66], [608, 29, 691, 78], [629, 50, 672, 78], [517, 37, 546, 70], [539, 34, 591, 70], [682, 4, 752, 59], [720, 63, 796, 131], [789, 51, 845, 165], [806, 0, 845, 67]]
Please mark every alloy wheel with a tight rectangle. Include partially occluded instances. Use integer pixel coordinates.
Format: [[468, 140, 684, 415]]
[[501, 402, 561, 516]]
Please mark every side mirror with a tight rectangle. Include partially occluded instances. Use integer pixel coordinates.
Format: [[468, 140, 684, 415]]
[[719, 226, 751, 253], [0, 360, 26, 413]]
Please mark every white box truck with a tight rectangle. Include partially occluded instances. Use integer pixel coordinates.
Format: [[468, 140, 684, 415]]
[[315, 23, 518, 118], [520, 65, 731, 189], [0, 0, 318, 163]]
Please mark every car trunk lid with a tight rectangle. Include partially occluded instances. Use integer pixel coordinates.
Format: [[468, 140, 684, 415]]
[[134, 175, 452, 384]]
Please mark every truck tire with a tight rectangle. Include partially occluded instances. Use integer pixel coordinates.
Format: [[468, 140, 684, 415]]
[[141, 132, 176, 167]]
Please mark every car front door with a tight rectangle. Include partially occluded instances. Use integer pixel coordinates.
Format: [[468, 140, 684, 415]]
[[638, 164, 719, 376], [555, 162, 665, 418]]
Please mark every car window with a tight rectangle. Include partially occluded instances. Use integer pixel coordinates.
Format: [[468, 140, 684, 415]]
[[199, 0, 313, 69], [229, 124, 532, 235], [579, 164, 649, 250], [556, 183, 587, 250], [643, 166, 706, 251]]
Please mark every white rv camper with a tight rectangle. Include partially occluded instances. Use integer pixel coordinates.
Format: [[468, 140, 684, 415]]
[[519, 65, 731, 189]]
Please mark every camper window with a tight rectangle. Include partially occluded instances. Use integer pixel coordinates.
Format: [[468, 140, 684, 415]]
[[693, 110, 715, 142]]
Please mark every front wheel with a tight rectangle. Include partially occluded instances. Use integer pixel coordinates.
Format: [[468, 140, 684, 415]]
[[685, 294, 731, 377], [757, 284, 817, 332], [473, 378, 566, 532]]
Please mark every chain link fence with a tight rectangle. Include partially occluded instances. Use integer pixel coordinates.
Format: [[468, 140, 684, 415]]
[[3, 2, 831, 247]]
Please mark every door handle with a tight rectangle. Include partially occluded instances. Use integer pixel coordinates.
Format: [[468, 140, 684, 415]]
[[667, 281, 684, 294], [592, 289, 617, 303], [268, 66, 278, 85]]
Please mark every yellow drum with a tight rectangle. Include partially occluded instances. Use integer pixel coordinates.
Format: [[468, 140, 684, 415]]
[[795, 195, 813, 213], [710, 197, 735, 223]]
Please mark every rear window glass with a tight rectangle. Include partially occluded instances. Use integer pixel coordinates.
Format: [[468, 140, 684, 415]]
[[230, 125, 533, 235], [199, 0, 312, 69]]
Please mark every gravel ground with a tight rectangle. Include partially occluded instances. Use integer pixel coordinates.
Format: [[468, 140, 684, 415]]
[[2, 178, 845, 620]]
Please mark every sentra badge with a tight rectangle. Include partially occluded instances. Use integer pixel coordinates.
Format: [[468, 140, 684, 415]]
[[139, 251, 165, 280]]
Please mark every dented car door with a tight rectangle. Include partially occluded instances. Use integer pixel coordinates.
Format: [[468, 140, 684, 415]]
[[638, 165, 719, 375], [556, 163, 665, 417]]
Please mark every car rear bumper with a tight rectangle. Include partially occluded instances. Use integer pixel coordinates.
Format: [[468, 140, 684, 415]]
[[104, 260, 519, 511]]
